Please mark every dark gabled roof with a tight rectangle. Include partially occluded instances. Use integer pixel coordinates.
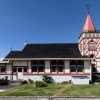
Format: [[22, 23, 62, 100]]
[[5, 43, 90, 58]]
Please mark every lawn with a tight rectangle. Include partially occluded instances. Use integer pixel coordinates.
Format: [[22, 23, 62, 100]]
[[0, 83, 100, 96]]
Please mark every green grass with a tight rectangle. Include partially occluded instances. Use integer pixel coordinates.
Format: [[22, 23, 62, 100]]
[[60, 84, 100, 96], [0, 83, 100, 96], [0, 83, 64, 96]]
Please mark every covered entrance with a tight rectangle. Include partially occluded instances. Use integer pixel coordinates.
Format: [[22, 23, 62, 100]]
[[13, 67, 28, 80]]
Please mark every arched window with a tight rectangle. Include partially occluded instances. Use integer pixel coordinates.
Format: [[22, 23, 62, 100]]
[[88, 40, 96, 50]]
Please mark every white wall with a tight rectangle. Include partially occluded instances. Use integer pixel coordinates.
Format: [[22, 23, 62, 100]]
[[28, 61, 31, 73], [23, 75, 71, 83], [13, 60, 27, 66], [84, 60, 90, 73], [45, 60, 50, 73], [65, 60, 70, 73], [6, 64, 12, 74], [72, 76, 89, 84]]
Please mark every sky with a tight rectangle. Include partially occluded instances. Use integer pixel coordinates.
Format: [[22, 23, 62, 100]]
[[0, 0, 100, 59]]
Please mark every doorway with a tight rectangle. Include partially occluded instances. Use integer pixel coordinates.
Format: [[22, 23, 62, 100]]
[[17, 67, 23, 80]]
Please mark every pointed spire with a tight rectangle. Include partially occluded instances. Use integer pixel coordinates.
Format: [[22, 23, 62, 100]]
[[82, 12, 96, 32]]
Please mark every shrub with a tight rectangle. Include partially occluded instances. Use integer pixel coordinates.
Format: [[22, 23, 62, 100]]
[[42, 75, 52, 83], [92, 75, 100, 82], [0, 78, 9, 85], [28, 79, 34, 83], [69, 80, 72, 84], [61, 80, 72, 84], [35, 81, 47, 87], [61, 81, 69, 84], [21, 80, 28, 85], [95, 79, 100, 82]]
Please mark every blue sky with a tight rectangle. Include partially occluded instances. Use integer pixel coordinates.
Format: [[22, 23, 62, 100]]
[[0, 0, 100, 58]]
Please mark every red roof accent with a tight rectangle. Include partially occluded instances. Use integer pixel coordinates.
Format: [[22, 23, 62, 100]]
[[82, 13, 96, 32]]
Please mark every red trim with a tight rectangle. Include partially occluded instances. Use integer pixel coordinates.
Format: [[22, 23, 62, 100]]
[[0, 73, 9, 75], [23, 73, 90, 75]]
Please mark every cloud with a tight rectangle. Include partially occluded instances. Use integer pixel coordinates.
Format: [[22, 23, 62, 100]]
[[0, 58, 4, 61], [24, 42, 28, 45]]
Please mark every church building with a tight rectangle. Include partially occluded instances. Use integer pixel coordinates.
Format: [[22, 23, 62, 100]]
[[0, 12, 99, 84]]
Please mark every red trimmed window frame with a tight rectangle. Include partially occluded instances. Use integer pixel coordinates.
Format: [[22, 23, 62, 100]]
[[0, 66, 6, 73], [12, 66, 28, 74], [50, 60, 64, 74], [31, 60, 45, 73], [70, 60, 84, 74]]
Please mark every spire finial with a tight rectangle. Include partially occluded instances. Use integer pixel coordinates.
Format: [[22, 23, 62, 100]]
[[10, 47, 12, 51], [86, 4, 90, 14]]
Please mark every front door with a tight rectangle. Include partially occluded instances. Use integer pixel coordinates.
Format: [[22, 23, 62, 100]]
[[17, 68, 23, 80]]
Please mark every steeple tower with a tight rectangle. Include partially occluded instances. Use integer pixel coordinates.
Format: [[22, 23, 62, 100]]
[[78, 12, 100, 59], [82, 12, 96, 32]]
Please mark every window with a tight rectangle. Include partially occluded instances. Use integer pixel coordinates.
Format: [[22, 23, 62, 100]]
[[70, 65, 76, 72], [51, 60, 57, 72], [58, 60, 64, 72], [31, 60, 45, 72], [38, 60, 44, 72], [77, 60, 83, 72], [24, 68, 27, 72], [13, 68, 17, 72], [18, 68, 22, 72], [70, 60, 76, 72], [88, 40, 96, 50], [70, 60, 83, 73], [1, 68, 6, 72], [0, 67, 6, 72], [32, 61, 38, 72], [51, 60, 64, 73]]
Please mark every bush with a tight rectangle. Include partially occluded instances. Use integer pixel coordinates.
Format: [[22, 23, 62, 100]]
[[92, 75, 100, 82], [28, 79, 34, 83], [21, 80, 28, 85], [95, 79, 100, 82], [69, 80, 72, 84], [42, 75, 52, 83], [61, 81, 69, 84], [0, 78, 9, 85], [61, 80, 72, 84], [35, 81, 47, 87]]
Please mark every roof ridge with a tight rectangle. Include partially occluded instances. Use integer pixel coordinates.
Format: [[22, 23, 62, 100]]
[[26, 43, 78, 45]]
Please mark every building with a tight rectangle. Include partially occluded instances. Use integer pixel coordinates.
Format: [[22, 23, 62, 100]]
[[0, 12, 99, 84]]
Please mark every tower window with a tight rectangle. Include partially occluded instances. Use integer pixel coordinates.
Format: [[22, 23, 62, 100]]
[[88, 40, 96, 50]]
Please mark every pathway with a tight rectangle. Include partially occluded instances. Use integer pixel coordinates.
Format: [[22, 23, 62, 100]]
[[53, 84, 71, 96]]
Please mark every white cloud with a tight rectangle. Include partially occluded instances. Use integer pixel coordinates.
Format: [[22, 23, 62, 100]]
[[0, 58, 4, 61], [24, 42, 28, 45]]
